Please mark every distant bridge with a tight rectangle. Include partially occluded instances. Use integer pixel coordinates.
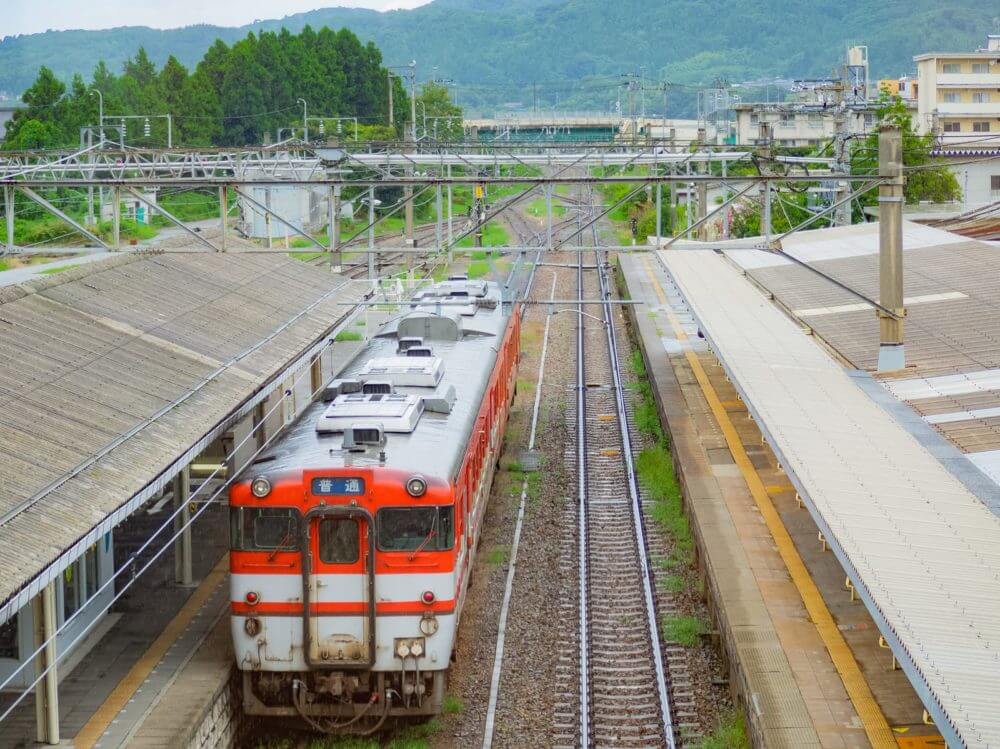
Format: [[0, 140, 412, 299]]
[[465, 113, 621, 142]]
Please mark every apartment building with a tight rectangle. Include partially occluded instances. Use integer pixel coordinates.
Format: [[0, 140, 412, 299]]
[[914, 34, 1000, 144], [733, 102, 882, 148]]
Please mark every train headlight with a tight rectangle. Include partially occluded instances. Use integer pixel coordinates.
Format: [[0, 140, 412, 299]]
[[405, 475, 427, 498], [396, 642, 410, 658], [410, 641, 424, 657], [251, 477, 272, 498]]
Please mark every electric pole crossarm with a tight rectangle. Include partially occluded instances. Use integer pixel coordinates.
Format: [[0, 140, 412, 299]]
[[126, 188, 219, 253], [18, 186, 111, 250], [231, 187, 326, 252]]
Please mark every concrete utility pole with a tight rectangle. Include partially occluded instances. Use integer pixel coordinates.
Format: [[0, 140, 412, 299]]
[[4, 186, 14, 253], [832, 80, 851, 227], [404, 61, 417, 275], [219, 186, 228, 252], [329, 184, 341, 271], [367, 187, 376, 280], [112, 186, 121, 250], [758, 121, 773, 243], [877, 125, 905, 371], [297, 99, 308, 143], [387, 71, 395, 127], [696, 126, 708, 241]]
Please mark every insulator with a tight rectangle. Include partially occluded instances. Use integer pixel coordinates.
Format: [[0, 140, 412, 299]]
[[319, 119, 325, 134], [143, 118, 151, 137]]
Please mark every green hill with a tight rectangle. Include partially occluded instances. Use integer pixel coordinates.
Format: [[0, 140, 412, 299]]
[[0, 0, 988, 112]]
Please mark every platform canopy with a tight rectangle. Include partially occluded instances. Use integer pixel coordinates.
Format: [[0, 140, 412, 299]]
[[0, 252, 366, 624]]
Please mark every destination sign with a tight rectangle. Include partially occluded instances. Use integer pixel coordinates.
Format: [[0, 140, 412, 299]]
[[311, 477, 365, 496]]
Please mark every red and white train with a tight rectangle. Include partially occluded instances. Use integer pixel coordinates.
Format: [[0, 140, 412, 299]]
[[229, 277, 519, 731]]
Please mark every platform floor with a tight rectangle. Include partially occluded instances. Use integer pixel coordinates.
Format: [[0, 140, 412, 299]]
[[0, 491, 228, 749], [620, 253, 937, 748]]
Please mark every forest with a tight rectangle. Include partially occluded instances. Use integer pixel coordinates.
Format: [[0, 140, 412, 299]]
[[2, 26, 412, 149]]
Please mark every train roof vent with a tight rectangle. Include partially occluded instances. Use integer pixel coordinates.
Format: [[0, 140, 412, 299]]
[[397, 336, 423, 354], [436, 279, 489, 298], [422, 384, 457, 414], [362, 379, 393, 395], [317, 393, 424, 434], [321, 378, 363, 403], [359, 356, 444, 387], [397, 311, 461, 342], [341, 423, 386, 452], [447, 274, 468, 282], [406, 346, 433, 358]]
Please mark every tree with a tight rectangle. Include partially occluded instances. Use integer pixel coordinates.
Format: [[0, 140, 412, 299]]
[[415, 82, 462, 142], [855, 93, 961, 205]]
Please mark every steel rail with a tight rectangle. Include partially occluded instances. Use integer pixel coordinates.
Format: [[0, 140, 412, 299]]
[[595, 242, 676, 748], [576, 229, 592, 749]]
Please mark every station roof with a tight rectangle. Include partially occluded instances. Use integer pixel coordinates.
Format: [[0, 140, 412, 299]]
[[0, 252, 366, 623], [664, 243, 1000, 747], [726, 222, 1000, 466]]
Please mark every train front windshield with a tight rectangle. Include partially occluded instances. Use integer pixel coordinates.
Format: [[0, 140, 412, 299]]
[[376, 507, 454, 552]]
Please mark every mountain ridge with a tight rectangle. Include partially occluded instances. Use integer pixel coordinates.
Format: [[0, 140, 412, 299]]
[[0, 1, 988, 111]]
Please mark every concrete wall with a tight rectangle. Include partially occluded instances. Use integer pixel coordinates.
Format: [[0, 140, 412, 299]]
[[951, 156, 1000, 212]]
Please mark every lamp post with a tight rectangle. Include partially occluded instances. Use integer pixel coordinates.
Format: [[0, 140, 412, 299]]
[[297, 98, 308, 143]]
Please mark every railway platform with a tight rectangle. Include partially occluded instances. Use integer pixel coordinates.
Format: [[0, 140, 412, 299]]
[[619, 252, 939, 748]]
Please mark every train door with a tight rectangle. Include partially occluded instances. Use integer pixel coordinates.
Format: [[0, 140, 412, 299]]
[[302, 507, 375, 669]]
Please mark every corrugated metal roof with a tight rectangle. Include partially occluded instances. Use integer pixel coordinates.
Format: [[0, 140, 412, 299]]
[[664, 248, 1000, 747], [0, 252, 366, 620]]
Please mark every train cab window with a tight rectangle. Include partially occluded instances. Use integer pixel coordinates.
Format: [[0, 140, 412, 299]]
[[231, 507, 300, 551], [318, 518, 360, 564], [376, 507, 454, 552]]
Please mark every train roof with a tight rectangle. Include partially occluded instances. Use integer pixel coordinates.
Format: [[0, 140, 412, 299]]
[[250, 279, 512, 483]]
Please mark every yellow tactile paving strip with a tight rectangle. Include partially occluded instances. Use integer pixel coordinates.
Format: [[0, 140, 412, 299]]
[[641, 256, 898, 749], [73, 555, 229, 749]]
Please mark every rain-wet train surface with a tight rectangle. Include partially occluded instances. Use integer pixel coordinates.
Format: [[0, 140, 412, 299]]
[[229, 277, 519, 732]]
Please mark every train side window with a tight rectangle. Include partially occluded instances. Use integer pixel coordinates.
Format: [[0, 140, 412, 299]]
[[231, 507, 299, 551], [318, 518, 360, 564], [376, 507, 454, 552]]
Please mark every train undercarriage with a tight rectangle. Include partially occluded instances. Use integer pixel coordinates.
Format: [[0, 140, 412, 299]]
[[243, 667, 446, 734]]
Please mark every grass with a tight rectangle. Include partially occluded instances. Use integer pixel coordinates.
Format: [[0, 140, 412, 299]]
[[466, 261, 490, 279], [456, 221, 510, 248], [442, 694, 464, 714], [38, 265, 70, 275], [525, 197, 566, 218], [0, 260, 8, 271], [334, 330, 363, 342], [662, 614, 707, 647], [693, 708, 750, 749], [487, 546, 508, 566]]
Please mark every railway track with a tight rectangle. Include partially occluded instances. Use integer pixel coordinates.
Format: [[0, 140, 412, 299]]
[[551, 198, 675, 747]]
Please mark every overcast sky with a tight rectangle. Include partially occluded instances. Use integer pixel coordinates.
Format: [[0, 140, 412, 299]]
[[4, 1, 432, 36]]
